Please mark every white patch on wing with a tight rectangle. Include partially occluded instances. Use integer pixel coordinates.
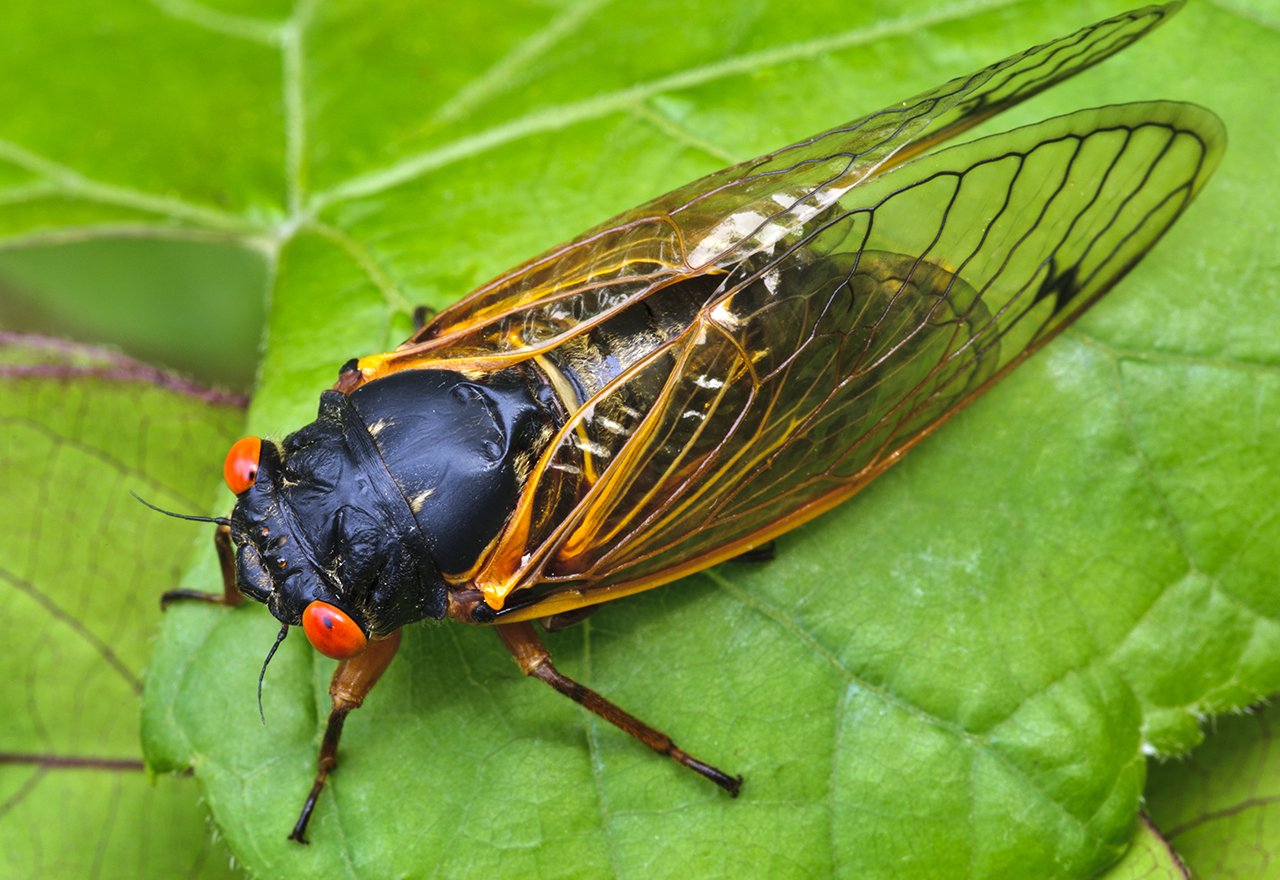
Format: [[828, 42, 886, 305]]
[[709, 300, 740, 329], [687, 183, 857, 268], [689, 209, 768, 266]]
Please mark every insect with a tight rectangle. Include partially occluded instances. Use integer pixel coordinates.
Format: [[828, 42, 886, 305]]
[[149, 3, 1222, 844]]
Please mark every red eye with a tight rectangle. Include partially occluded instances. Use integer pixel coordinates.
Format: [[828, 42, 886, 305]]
[[223, 436, 262, 495], [302, 601, 368, 659]]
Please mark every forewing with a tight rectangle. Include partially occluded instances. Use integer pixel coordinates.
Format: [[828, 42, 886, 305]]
[[487, 100, 1224, 621], [366, 4, 1183, 378]]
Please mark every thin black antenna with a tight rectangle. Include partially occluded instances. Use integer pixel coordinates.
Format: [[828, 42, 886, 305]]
[[130, 491, 231, 527], [258, 623, 290, 725]]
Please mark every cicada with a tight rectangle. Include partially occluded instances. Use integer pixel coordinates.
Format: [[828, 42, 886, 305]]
[[152, 2, 1223, 843]]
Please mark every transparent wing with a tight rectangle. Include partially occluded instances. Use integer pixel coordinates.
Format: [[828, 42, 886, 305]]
[[480, 100, 1224, 621], [358, 4, 1183, 380]]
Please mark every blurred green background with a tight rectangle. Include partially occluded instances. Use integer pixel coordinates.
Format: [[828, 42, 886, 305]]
[[0, 236, 266, 391]]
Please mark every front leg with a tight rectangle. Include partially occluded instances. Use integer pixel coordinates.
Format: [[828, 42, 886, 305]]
[[161, 524, 242, 608], [289, 629, 403, 844], [496, 621, 742, 796]]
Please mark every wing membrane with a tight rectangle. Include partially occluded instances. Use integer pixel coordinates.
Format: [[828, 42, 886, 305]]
[[484, 100, 1223, 620], [360, 4, 1183, 380]]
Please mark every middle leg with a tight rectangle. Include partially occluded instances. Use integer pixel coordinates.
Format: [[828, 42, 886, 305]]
[[496, 621, 741, 796]]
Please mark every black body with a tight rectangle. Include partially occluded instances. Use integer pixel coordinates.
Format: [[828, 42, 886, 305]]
[[229, 367, 556, 638]]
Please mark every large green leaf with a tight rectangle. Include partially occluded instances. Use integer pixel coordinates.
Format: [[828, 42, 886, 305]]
[[2, 1, 1276, 878], [0, 334, 245, 878]]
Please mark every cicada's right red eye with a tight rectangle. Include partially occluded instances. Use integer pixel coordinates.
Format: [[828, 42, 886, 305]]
[[302, 601, 368, 659], [223, 436, 262, 495]]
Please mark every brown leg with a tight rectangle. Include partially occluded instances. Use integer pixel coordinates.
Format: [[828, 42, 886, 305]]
[[496, 622, 741, 796], [539, 605, 599, 632], [289, 629, 402, 844], [161, 524, 243, 608], [731, 540, 776, 564]]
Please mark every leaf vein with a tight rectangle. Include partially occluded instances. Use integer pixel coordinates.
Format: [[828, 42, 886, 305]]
[[311, 0, 1025, 210], [0, 567, 142, 693], [147, 0, 284, 44], [629, 102, 739, 166], [1207, 0, 1280, 33], [706, 569, 1110, 840], [0, 138, 265, 235], [308, 222, 415, 315], [1073, 329, 1280, 375], [433, 0, 613, 126]]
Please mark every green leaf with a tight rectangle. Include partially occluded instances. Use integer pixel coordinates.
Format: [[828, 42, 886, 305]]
[[1145, 701, 1280, 879], [1096, 817, 1188, 880], [0, 334, 245, 879], [2, 1, 1276, 878]]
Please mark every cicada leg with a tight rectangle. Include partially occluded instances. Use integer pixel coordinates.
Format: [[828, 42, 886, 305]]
[[730, 541, 776, 564], [539, 606, 599, 632], [289, 629, 403, 844], [496, 622, 742, 796], [160, 524, 243, 608], [412, 305, 437, 332]]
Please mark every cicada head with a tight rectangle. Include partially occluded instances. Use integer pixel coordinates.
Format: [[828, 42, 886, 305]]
[[225, 368, 553, 658], [226, 419, 445, 658]]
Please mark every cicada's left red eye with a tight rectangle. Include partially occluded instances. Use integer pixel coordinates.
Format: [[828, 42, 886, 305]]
[[223, 436, 262, 495], [302, 601, 368, 659]]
